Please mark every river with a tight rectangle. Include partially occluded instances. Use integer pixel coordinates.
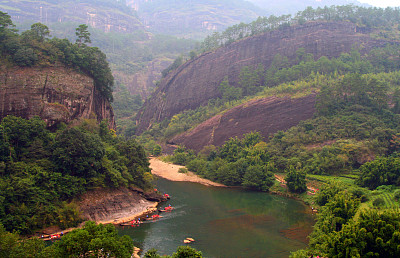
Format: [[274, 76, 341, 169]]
[[118, 177, 315, 257]]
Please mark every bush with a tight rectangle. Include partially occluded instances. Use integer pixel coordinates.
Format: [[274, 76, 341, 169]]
[[285, 166, 307, 194], [373, 197, 385, 207], [12, 47, 38, 66], [178, 167, 188, 173], [394, 189, 400, 200]]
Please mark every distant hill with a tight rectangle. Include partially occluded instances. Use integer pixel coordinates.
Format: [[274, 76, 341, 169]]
[[1, 0, 143, 33], [247, 0, 370, 15], [132, 0, 268, 39], [135, 21, 394, 134]]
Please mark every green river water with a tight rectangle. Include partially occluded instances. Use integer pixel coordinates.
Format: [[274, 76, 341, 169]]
[[118, 178, 315, 257]]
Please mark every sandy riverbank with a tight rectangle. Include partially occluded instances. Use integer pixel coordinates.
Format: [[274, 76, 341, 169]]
[[150, 157, 225, 187]]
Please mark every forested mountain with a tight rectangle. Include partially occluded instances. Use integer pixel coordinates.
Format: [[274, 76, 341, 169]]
[[248, 0, 369, 15]]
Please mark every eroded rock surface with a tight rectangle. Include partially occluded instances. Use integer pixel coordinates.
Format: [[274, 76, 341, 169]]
[[136, 21, 394, 133], [0, 65, 115, 129], [171, 94, 316, 151]]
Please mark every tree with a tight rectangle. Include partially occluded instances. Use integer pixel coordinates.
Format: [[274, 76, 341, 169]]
[[285, 166, 307, 193], [47, 221, 134, 257], [52, 128, 105, 179], [0, 11, 13, 31], [325, 210, 400, 257], [172, 246, 203, 258], [219, 76, 242, 101], [75, 24, 91, 46], [29, 23, 50, 41], [242, 165, 274, 191]]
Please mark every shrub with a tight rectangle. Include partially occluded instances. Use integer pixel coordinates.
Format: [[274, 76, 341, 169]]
[[178, 167, 188, 173], [373, 197, 385, 207]]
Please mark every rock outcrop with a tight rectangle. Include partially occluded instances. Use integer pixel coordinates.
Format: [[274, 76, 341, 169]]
[[77, 187, 166, 223], [0, 65, 115, 129], [171, 94, 316, 151], [136, 21, 394, 133]]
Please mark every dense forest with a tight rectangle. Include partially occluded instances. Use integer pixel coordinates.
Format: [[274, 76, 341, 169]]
[[0, 115, 152, 234]]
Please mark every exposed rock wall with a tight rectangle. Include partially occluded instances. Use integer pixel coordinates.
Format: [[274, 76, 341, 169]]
[[77, 187, 154, 223], [171, 94, 316, 151], [136, 21, 393, 133], [0, 65, 115, 129]]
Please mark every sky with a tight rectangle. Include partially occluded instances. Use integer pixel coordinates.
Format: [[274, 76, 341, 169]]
[[360, 0, 400, 8]]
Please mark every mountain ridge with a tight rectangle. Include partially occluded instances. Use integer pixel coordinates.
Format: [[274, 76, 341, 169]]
[[136, 21, 395, 134]]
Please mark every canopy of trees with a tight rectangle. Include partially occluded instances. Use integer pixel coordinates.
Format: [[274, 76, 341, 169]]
[[0, 116, 152, 234]]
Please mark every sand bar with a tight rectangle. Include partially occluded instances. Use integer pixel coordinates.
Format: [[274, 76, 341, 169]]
[[150, 157, 225, 187]]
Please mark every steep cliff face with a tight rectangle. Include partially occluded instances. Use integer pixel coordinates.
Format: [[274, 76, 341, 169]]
[[136, 21, 392, 133], [77, 187, 159, 223], [171, 94, 316, 151], [0, 65, 115, 129]]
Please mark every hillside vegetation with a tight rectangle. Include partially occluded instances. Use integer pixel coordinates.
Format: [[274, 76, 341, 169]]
[[0, 14, 153, 235], [138, 6, 400, 257], [0, 12, 114, 102]]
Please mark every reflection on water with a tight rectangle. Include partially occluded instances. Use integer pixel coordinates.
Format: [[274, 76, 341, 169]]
[[118, 178, 315, 257]]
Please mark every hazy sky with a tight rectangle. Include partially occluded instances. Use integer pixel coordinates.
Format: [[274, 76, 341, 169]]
[[360, 0, 400, 8]]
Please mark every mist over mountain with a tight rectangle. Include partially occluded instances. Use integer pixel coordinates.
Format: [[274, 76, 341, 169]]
[[248, 0, 370, 14], [132, 0, 268, 39]]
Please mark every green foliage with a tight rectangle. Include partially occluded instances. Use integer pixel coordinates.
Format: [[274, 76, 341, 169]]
[[357, 156, 400, 190], [239, 64, 264, 95], [152, 144, 162, 156], [0, 116, 153, 234], [242, 165, 274, 191], [28, 23, 50, 42], [325, 210, 400, 257], [169, 132, 275, 191], [75, 24, 91, 46], [219, 76, 242, 101], [199, 5, 400, 53], [144, 245, 203, 258], [285, 166, 307, 193], [0, 223, 46, 257], [53, 128, 105, 179], [0, 15, 114, 102], [49, 221, 134, 257], [12, 46, 38, 66], [172, 246, 203, 258], [162, 56, 183, 77], [178, 167, 188, 173]]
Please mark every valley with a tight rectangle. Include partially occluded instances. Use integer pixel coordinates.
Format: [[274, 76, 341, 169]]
[[2, 1, 400, 257]]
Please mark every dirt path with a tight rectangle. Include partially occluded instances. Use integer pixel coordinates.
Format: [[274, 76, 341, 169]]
[[150, 157, 225, 187]]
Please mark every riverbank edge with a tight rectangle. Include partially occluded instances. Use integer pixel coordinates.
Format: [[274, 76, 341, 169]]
[[151, 157, 316, 214]]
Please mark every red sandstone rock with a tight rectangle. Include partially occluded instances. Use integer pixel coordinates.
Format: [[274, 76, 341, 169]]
[[0, 65, 115, 129]]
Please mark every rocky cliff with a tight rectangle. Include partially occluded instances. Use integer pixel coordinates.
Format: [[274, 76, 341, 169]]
[[136, 21, 393, 133], [170, 94, 316, 151], [0, 65, 115, 129], [77, 187, 167, 223]]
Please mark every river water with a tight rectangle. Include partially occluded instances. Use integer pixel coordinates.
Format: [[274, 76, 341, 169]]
[[118, 178, 315, 257]]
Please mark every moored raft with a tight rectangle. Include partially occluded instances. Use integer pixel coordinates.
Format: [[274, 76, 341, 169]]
[[183, 237, 195, 243]]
